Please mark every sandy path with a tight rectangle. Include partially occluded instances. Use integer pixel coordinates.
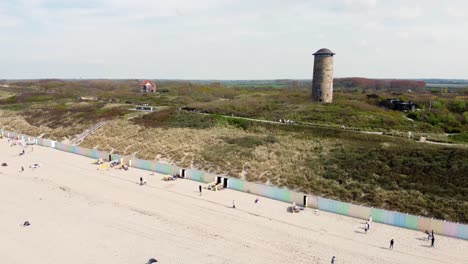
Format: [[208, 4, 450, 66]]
[[0, 139, 466, 264]]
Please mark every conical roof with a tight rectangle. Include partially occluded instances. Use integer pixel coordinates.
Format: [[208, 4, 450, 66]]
[[313, 48, 335, 55]]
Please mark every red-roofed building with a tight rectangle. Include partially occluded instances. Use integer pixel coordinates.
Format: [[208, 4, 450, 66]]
[[140, 80, 156, 93]]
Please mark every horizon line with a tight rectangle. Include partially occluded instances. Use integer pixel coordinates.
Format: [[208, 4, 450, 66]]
[[2, 77, 468, 81]]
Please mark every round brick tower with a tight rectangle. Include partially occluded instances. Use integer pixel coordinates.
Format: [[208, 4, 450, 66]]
[[312, 48, 335, 103]]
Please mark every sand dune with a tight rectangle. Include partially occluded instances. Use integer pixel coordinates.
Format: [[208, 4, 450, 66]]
[[0, 139, 466, 264]]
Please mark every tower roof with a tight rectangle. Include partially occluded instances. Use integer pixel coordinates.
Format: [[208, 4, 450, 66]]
[[313, 48, 335, 55]]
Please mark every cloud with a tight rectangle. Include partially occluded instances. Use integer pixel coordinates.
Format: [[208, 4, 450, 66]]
[[0, 12, 23, 28], [396, 31, 410, 39], [364, 21, 385, 32], [445, 7, 464, 18], [344, 0, 378, 8], [1, 0, 468, 79], [330, 0, 378, 12], [394, 5, 422, 20]]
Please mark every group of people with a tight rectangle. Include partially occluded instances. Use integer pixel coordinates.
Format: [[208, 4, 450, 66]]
[[362, 220, 436, 251], [354, 215, 438, 255], [8, 138, 24, 147], [109, 160, 120, 168], [278, 119, 295, 124], [172, 173, 183, 180]]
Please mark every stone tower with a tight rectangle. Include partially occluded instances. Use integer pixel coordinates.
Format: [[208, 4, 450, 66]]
[[312, 48, 335, 103]]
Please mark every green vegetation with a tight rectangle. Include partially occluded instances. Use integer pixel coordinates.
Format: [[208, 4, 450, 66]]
[[449, 133, 468, 143], [0, 79, 467, 223], [407, 98, 468, 133], [222, 135, 278, 148], [133, 108, 256, 130], [22, 102, 129, 129], [320, 144, 468, 221]]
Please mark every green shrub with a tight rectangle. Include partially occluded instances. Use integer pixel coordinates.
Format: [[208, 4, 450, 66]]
[[222, 135, 278, 148], [449, 133, 468, 143]]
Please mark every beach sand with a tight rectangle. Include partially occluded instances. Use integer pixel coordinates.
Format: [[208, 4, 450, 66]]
[[0, 138, 466, 264]]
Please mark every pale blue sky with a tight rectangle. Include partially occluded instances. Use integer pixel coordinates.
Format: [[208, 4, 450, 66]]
[[1, 0, 467, 79]]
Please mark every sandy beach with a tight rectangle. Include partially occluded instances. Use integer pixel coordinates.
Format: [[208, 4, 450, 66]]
[[0, 138, 466, 264]]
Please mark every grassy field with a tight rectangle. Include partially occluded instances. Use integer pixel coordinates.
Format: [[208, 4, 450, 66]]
[[0, 80, 467, 222]]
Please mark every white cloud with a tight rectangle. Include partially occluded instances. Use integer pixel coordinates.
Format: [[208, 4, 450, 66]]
[[396, 31, 410, 39], [331, 0, 378, 12], [358, 39, 368, 47], [445, 7, 464, 18], [0, 13, 23, 28], [393, 5, 422, 20], [364, 21, 385, 32], [0, 0, 467, 79], [344, 0, 378, 8]]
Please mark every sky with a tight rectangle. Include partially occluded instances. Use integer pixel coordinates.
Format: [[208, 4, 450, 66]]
[[1, 0, 467, 80]]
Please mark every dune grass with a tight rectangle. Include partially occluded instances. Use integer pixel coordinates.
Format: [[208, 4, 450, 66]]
[[80, 113, 468, 223]]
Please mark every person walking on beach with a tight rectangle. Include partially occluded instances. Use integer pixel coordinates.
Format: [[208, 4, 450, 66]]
[[140, 177, 143, 186], [232, 200, 236, 209], [389, 239, 394, 249], [431, 236, 435, 247], [331, 256, 335, 264], [21, 166, 24, 172], [199, 185, 202, 195]]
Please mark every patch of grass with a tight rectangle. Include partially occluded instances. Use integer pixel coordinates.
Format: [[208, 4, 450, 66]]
[[0, 93, 71, 105], [449, 133, 468, 143], [220, 116, 253, 130], [222, 135, 278, 148], [134, 108, 218, 129], [0, 90, 16, 99], [133, 109, 256, 130], [318, 144, 468, 221], [22, 102, 129, 129], [0, 104, 29, 111]]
